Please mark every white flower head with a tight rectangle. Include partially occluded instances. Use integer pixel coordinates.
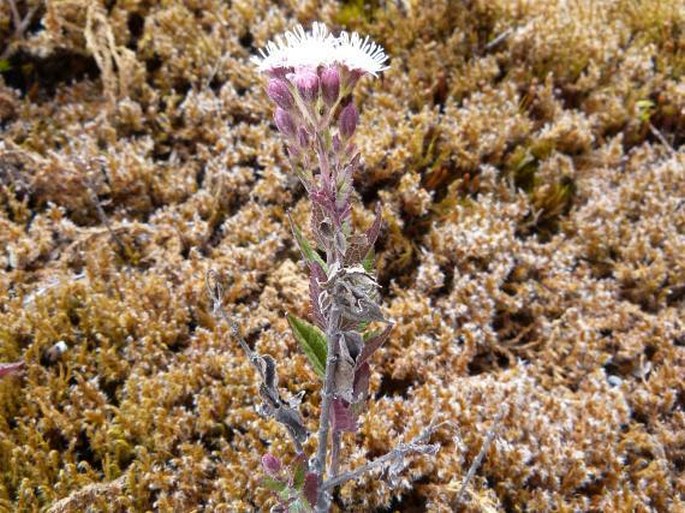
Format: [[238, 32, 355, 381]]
[[335, 30, 389, 77], [253, 22, 389, 77], [252, 22, 336, 72]]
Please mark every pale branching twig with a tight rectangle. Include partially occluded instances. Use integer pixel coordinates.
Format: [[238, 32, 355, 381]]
[[648, 122, 676, 156], [1, 0, 41, 60], [454, 405, 507, 507], [206, 270, 308, 455], [322, 422, 444, 491]]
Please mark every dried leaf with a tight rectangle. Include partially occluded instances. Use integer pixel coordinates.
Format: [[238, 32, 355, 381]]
[[273, 402, 309, 445], [331, 398, 357, 432], [308, 262, 326, 328], [365, 203, 383, 248], [333, 333, 360, 402], [352, 362, 371, 403], [256, 354, 309, 445], [302, 472, 318, 507], [359, 324, 393, 364], [343, 204, 382, 267], [320, 264, 384, 327]]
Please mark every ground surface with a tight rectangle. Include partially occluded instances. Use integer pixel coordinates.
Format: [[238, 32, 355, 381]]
[[0, 1, 684, 512]]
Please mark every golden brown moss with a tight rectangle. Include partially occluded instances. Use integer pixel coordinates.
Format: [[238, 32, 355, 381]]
[[0, 0, 683, 511]]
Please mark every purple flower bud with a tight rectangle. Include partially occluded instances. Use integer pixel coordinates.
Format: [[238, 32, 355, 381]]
[[266, 67, 289, 80], [261, 453, 282, 476], [274, 108, 297, 138], [339, 103, 359, 140], [267, 79, 294, 110], [291, 70, 320, 104], [320, 67, 340, 106]]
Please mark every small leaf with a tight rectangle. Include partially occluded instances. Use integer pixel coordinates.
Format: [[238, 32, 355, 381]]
[[308, 262, 326, 329], [361, 248, 375, 273], [636, 99, 655, 123], [0, 60, 12, 73], [302, 473, 318, 507], [287, 314, 327, 377], [292, 457, 306, 489], [352, 362, 371, 404], [331, 398, 357, 432], [359, 324, 393, 364], [365, 203, 383, 248], [289, 215, 327, 271], [262, 476, 287, 493]]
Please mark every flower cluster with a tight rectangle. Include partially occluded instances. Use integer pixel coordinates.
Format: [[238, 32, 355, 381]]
[[253, 25, 389, 264]]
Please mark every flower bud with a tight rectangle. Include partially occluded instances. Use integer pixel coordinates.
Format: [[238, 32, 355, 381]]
[[320, 67, 340, 106], [339, 103, 359, 140], [261, 453, 282, 476], [274, 108, 297, 138], [291, 70, 320, 104], [266, 79, 294, 110]]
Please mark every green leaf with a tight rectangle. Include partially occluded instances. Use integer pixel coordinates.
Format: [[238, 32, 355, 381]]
[[292, 459, 306, 489], [287, 314, 327, 377], [0, 60, 11, 73], [289, 216, 327, 271], [261, 476, 287, 493], [361, 248, 375, 273]]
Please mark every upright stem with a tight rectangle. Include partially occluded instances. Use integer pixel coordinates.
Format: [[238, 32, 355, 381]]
[[314, 305, 341, 512], [311, 118, 349, 511]]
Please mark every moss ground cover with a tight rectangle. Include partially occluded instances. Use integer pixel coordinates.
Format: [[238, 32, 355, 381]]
[[0, 1, 683, 511]]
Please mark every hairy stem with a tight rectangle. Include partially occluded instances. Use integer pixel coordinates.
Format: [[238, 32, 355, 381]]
[[314, 305, 341, 512]]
